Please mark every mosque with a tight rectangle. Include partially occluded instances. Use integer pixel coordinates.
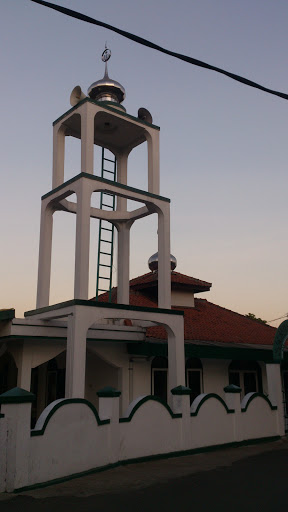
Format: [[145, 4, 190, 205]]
[[0, 49, 287, 492]]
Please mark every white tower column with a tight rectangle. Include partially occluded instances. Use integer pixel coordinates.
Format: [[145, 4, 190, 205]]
[[158, 205, 171, 309], [36, 202, 54, 309], [52, 124, 66, 188], [65, 313, 87, 398], [116, 221, 132, 304], [74, 181, 91, 299], [146, 130, 160, 195], [167, 319, 185, 408], [81, 106, 94, 174], [116, 150, 129, 211]]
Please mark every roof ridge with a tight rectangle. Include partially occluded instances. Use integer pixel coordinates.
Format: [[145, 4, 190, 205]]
[[171, 271, 211, 285]]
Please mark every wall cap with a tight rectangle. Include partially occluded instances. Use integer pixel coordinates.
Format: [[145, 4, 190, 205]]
[[0, 387, 35, 404], [223, 384, 242, 394], [171, 385, 192, 395], [97, 386, 121, 398]]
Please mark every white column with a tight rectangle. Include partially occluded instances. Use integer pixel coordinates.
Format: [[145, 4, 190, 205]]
[[146, 130, 160, 195], [74, 181, 91, 300], [116, 151, 128, 212], [81, 107, 94, 174], [266, 363, 285, 436], [17, 360, 31, 391], [36, 202, 53, 309], [65, 313, 87, 398], [117, 221, 132, 305], [167, 319, 185, 408], [158, 205, 171, 309], [52, 124, 66, 188]]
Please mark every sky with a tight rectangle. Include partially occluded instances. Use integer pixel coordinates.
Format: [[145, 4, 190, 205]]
[[1, 0, 288, 327]]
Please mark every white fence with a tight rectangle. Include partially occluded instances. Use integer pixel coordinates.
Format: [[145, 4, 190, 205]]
[[0, 383, 283, 493]]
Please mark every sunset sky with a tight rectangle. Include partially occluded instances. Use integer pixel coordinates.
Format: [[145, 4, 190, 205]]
[[1, 0, 288, 327]]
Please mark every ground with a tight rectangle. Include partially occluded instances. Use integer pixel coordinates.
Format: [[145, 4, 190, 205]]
[[1, 439, 288, 511]]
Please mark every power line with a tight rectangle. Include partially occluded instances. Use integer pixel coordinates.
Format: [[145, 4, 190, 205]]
[[267, 314, 288, 323], [30, 0, 288, 102]]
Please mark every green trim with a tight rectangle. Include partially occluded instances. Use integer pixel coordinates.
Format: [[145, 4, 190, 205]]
[[171, 385, 191, 396], [13, 435, 281, 493], [52, 97, 160, 131], [25, 299, 183, 318], [224, 384, 242, 393], [0, 413, 4, 418], [190, 393, 234, 416], [119, 395, 182, 422], [241, 393, 277, 412], [97, 386, 121, 398], [0, 309, 15, 321], [127, 342, 275, 363], [41, 172, 170, 203], [31, 399, 109, 437], [97, 101, 126, 111], [273, 320, 288, 363], [0, 335, 142, 344], [0, 387, 35, 404]]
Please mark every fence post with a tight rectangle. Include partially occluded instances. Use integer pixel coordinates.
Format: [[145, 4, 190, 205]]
[[224, 384, 242, 443], [171, 385, 191, 450], [266, 363, 285, 436], [0, 387, 34, 492], [97, 387, 121, 464]]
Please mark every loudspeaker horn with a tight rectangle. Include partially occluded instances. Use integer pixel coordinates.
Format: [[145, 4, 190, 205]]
[[70, 86, 87, 106], [138, 107, 153, 124]]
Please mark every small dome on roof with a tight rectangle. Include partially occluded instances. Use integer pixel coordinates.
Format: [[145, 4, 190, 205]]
[[148, 252, 177, 272]]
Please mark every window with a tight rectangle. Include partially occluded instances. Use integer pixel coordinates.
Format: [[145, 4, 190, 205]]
[[151, 356, 168, 403], [46, 358, 65, 406], [228, 360, 262, 398], [186, 358, 203, 404]]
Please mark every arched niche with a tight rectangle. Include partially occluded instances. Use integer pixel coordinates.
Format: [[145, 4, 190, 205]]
[[0, 351, 18, 394]]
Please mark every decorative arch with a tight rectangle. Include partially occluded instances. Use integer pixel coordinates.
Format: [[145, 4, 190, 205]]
[[0, 351, 18, 394], [273, 319, 288, 363]]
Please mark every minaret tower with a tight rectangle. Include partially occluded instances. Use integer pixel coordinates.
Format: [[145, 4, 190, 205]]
[[26, 49, 185, 406]]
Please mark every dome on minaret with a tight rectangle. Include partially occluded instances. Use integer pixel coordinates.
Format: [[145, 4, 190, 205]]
[[148, 252, 177, 272], [87, 47, 125, 104]]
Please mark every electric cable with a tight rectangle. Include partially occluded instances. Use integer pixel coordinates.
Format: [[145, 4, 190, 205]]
[[30, 0, 288, 101]]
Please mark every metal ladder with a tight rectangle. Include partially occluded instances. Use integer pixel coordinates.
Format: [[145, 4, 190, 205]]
[[95, 148, 117, 301]]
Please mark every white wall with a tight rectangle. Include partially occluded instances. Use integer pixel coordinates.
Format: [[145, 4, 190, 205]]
[[0, 388, 282, 492]]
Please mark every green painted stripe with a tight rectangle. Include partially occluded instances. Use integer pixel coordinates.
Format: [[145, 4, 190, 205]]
[[31, 398, 109, 437], [13, 435, 281, 494], [127, 342, 275, 363], [241, 393, 277, 412], [0, 335, 142, 344], [119, 395, 182, 422], [52, 97, 160, 131], [24, 299, 183, 318], [41, 172, 170, 203], [0, 309, 15, 321]]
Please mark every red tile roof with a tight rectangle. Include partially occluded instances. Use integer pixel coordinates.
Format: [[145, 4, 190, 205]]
[[94, 281, 276, 347], [146, 298, 276, 346]]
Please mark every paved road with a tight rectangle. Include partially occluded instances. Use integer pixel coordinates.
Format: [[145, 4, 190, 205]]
[[1, 439, 288, 511]]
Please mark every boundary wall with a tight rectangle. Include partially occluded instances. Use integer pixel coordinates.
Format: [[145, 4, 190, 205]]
[[0, 382, 283, 493]]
